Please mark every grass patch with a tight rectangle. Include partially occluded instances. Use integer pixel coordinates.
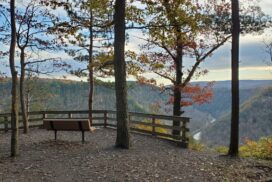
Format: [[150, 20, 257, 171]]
[[215, 146, 229, 154]]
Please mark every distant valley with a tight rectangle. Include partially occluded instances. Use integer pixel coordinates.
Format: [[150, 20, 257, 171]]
[[0, 79, 271, 146]]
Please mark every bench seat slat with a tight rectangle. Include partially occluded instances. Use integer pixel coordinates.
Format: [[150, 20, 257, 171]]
[[43, 118, 95, 143], [43, 119, 91, 131]]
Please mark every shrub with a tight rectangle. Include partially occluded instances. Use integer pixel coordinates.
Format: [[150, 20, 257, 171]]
[[214, 136, 272, 160], [189, 141, 205, 151], [240, 136, 272, 160]]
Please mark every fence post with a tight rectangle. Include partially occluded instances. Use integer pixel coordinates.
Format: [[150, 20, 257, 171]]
[[104, 111, 107, 128], [152, 116, 156, 136], [180, 118, 189, 148], [4, 116, 8, 133], [43, 113, 47, 119]]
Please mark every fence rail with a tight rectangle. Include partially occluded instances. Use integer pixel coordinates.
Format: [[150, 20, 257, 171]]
[[0, 110, 190, 147]]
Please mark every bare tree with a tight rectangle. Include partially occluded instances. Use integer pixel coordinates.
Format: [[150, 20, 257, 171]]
[[1, 1, 65, 133]]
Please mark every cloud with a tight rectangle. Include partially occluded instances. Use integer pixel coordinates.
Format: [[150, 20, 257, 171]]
[[125, 29, 146, 52], [259, 0, 272, 15], [197, 66, 272, 81], [209, 66, 271, 72], [198, 30, 271, 72]]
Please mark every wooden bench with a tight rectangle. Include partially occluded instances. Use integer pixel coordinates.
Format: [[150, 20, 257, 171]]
[[43, 118, 94, 143]]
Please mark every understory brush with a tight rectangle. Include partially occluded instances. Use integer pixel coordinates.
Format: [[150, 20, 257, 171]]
[[215, 136, 272, 160]]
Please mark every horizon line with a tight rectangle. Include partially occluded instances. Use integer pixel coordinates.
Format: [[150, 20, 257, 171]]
[[1, 77, 272, 83]]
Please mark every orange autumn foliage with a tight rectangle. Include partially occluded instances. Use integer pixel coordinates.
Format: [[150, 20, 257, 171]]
[[168, 83, 214, 107]]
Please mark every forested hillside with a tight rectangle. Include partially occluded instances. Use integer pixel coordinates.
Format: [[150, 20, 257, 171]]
[[0, 79, 149, 113], [201, 87, 272, 146], [0, 79, 212, 132], [193, 80, 272, 118]]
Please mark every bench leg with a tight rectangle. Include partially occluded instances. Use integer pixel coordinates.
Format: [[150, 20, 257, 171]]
[[54, 130, 57, 141], [82, 131, 85, 144]]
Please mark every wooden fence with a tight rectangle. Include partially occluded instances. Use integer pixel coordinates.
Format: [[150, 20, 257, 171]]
[[0, 110, 190, 147]]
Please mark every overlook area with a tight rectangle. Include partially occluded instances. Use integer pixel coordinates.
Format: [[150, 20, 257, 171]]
[[1, 128, 272, 181], [1, 0, 272, 181]]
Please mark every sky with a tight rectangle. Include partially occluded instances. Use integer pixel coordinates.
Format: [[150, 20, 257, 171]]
[[190, 31, 272, 82], [124, 0, 272, 83], [0, 0, 272, 83]]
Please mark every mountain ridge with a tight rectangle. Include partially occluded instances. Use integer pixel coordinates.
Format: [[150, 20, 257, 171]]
[[0, 78, 271, 144], [201, 86, 272, 146]]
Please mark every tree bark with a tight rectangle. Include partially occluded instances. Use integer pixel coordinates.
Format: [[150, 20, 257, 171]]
[[88, 66, 94, 123], [26, 91, 30, 114], [9, 0, 19, 157], [229, 0, 240, 156], [114, 0, 130, 149], [88, 10, 94, 124], [20, 48, 29, 134], [172, 44, 183, 135]]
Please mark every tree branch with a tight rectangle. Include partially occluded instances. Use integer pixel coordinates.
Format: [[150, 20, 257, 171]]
[[182, 35, 232, 87], [25, 57, 62, 65], [133, 35, 176, 61], [198, 35, 232, 62], [0, 11, 11, 26], [98, 60, 114, 69], [154, 71, 175, 83]]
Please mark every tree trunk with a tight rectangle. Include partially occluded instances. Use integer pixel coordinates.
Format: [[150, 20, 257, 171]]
[[88, 10, 94, 124], [163, 1, 184, 135], [172, 45, 183, 135], [26, 91, 30, 114], [229, 0, 240, 156], [114, 0, 130, 149], [88, 67, 94, 123], [20, 48, 29, 134], [9, 0, 19, 157]]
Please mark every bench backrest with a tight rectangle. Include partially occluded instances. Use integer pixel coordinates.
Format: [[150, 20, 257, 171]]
[[43, 119, 91, 131]]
